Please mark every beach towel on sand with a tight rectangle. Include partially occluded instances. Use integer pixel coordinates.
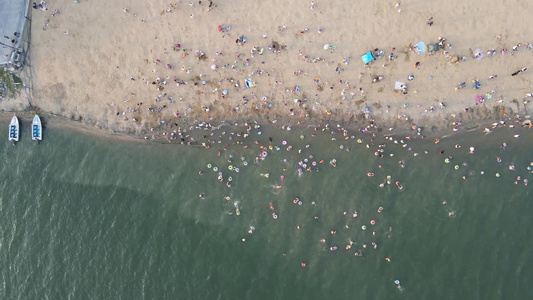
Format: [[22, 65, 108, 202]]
[[414, 41, 427, 54]]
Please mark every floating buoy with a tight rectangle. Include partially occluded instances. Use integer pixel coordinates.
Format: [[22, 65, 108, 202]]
[[243, 161, 248, 166], [224, 196, 231, 200], [235, 168, 240, 173], [207, 164, 212, 168], [228, 176, 233, 182], [213, 166, 218, 172], [362, 225, 367, 230]]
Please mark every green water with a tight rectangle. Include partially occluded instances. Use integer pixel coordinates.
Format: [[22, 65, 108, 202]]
[[0, 122, 531, 299]]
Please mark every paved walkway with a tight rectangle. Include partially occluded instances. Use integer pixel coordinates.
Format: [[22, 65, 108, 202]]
[[0, 0, 30, 68]]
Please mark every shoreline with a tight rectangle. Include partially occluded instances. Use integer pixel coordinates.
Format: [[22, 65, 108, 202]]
[[1, 103, 529, 146], [0, 110, 145, 143]]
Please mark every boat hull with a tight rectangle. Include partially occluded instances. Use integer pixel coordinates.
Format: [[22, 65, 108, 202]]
[[32, 115, 42, 141], [9, 116, 19, 142]]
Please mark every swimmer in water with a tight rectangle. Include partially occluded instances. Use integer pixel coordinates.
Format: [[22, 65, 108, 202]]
[[395, 181, 404, 190]]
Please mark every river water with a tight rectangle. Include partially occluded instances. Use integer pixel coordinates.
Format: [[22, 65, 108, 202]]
[[0, 121, 531, 299]]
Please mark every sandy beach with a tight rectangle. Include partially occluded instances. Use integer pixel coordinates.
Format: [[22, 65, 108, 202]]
[[5, 0, 533, 139]]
